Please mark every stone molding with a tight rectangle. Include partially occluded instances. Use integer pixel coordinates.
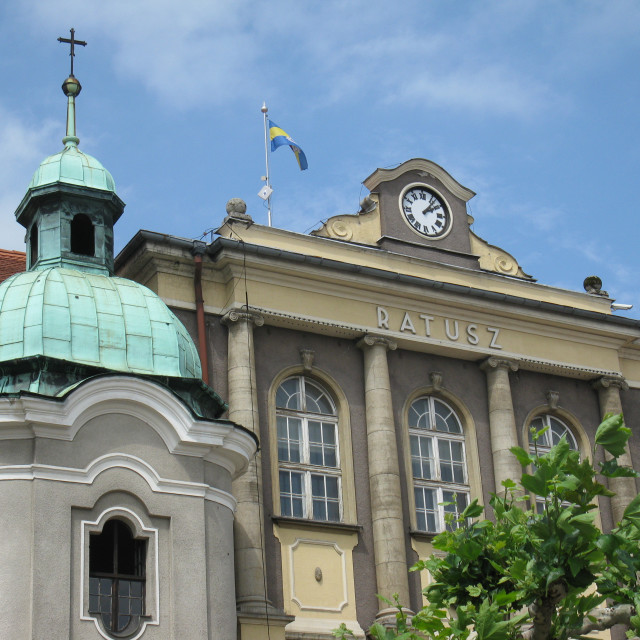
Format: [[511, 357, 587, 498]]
[[221, 308, 265, 327], [546, 390, 560, 409], [0, 453, 238, 511], [592, 376, 629, 392], [299, 348, 315, 371], [0, 376, 256, 476], [356, 334, 398, 351], [480, 356, 519, 373], [430, 371, 443, 390]]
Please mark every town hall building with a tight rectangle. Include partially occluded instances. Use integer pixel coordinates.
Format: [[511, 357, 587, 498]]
[[1, 35, 639, 640]]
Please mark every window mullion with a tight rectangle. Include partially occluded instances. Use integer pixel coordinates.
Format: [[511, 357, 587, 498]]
[[304, 471, 312, 518]]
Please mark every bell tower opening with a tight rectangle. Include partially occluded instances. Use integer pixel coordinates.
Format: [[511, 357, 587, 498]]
[[30, 224, 39, 267], [71, 213, 95, 256]]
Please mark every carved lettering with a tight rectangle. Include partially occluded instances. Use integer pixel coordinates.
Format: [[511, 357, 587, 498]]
[[372, 308, 503, 350], [487, 327, 502, 349], [444, 319, 459, 341], [377, 306, 389, 330], [419, 314, 434, 337], [400, 312, 416, 334]]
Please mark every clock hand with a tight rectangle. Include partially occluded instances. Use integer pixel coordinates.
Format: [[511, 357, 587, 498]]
[[421, 195, 439, 216]]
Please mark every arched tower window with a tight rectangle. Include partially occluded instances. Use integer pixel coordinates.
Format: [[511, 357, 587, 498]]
[[276, 376, 341, 521], [89, 519, 146, 637], [30, 223, 39, 267], [70, 213, 95, 256], [409, 396, 469, 533]]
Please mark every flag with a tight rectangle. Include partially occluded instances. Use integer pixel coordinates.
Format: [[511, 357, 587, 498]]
[[268, 120, 308, 171]]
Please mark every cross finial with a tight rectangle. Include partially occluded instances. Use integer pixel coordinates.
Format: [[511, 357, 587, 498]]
[[57, 28, 87, 77]]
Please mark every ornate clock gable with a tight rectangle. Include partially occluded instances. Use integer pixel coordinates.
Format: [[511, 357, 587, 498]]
[[365, 158, 478, 268], [312, 158, 533, 279]]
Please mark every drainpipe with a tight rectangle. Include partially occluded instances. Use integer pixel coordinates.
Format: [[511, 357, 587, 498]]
[[192, 242, 210, 386]]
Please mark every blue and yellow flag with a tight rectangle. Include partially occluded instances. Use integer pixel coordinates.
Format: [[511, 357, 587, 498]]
[[269, 120, 308, 171]]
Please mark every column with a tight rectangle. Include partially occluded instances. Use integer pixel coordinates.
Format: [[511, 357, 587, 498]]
[[357, 334, 410, 621], [480, 357, 522, 494], [593, 376, 637, 526], [221, 309, 292, 639]]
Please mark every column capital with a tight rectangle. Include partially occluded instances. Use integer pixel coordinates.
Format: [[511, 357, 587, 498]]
[[480, 356, 519, 373], [221, 308, 264, 328], [356, 334, 397, 352], [592, 375, 628, 392]]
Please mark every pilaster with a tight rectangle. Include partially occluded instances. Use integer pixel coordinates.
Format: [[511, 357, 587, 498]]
[[357, 334, 411, 621], [480, 356, 521, 494], [592, 376, 637, 525], [221, 309, 293, 637]]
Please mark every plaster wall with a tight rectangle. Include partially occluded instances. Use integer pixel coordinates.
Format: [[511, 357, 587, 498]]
[[252, 323, 378, 631]]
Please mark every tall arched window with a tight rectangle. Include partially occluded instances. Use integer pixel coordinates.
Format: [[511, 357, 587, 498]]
[[276, 376, 341, 521], [70, 213, 95, 256], [89, 519, 146, 637], [528, 414, 579, 512], [409, 396, 468, 533], [528, 414, 578, 455]]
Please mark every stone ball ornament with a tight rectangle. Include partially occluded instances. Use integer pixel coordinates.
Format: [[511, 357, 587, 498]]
[[226, 198, 247, 215]]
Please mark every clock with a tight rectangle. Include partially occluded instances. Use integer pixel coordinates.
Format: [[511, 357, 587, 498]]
[[400, 185, 451, 238]]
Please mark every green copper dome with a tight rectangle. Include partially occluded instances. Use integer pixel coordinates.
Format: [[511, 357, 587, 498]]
[[0, 267, 201, 379], [28, 142, 116, 193]]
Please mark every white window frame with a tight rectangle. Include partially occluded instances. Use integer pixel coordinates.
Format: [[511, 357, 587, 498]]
[[409, 396, 469, 533], [276, 376, 342, 522]]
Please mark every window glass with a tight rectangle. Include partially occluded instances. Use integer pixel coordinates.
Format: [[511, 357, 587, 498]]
[[276, 376, 341, 522], [89, 519, 145, 637], [409, 396, 468, 533]]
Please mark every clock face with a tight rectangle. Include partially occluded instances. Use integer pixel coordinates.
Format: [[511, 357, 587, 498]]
[[400, 186, 451, 238]]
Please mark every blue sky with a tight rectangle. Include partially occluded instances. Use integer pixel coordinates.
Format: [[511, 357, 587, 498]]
[[1, 0, 639, 318]]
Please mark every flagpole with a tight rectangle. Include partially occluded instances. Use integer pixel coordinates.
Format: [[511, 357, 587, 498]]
[[261, 102, 272, 227]]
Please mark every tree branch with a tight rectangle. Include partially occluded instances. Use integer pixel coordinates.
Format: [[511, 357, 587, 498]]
[[570, 603, 635, 636]]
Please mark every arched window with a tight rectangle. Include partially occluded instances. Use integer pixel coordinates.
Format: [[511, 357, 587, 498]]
[[89, 519, 146, 637], [528, 414, 579, 512], [409, 396, 468, 533], [528, 414, 578, 455], [276, 376, 341, 521], [70, 213, 95, 256]]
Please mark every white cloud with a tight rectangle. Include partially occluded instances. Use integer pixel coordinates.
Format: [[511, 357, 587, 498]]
[[15, 0, 562, 116], [0, 107, 58, 250]]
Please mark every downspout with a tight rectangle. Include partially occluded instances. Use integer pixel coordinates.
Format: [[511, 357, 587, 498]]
[[192, 243, 210, 386]]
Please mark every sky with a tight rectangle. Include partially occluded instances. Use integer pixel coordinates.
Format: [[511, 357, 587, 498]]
[[0, 0, 639, 319]]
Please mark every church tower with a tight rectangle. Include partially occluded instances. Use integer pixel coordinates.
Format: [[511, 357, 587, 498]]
[[0, 30, 255, 639]]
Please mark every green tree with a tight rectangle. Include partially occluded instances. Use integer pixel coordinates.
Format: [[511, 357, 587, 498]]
[[335, 414, 640, 640]]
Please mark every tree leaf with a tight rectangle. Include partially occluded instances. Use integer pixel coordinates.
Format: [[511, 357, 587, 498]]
[[595, 413, 630, 457], [623, 493, 640, 528], [600, 459, 639, 478], [510, 446, 534, 468], [461, 498, 484, 520]]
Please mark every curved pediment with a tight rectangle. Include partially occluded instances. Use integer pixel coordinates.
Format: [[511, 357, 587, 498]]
[[363, 158, 476, 203]]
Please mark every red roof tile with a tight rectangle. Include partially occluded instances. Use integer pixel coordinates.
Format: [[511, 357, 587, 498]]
[[0, 249, 26, 283]]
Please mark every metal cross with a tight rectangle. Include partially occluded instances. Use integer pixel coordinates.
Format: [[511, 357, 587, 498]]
[[57, 28, 87, 77]]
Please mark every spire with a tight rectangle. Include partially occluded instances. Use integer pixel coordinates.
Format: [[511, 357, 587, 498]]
[[15, 29, 123, 276], [57, 28, 86, 148]]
